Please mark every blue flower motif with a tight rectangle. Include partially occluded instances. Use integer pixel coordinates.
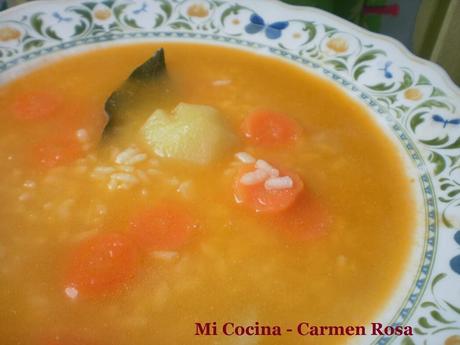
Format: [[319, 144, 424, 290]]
[[450, 230, 460, 275], [245, 13, 289, 40], [133, 2, 148, 15], [378, 61, 393, 79], [52, 12, 72, 23], [432, 114, 460, 128]]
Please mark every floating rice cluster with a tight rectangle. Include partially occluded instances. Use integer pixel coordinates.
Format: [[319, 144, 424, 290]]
[[91, 146, 152, 190], [235, 152, 294, 190], [90, 146, 193, 198]]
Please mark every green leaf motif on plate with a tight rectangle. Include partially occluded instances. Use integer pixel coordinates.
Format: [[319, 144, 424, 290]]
[[0, 3, 459, 344], [354, 49, 386, 67]]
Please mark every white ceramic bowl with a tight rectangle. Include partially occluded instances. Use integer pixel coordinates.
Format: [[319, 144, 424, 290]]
[[0, 1, 459, 344]]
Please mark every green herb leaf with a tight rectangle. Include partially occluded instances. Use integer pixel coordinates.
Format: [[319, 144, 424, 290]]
[[103, 48, 167, 134]]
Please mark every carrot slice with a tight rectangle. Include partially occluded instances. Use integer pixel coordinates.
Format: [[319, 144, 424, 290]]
[[129, 202, 198, 253], [274, 192, 330, 241], [233, 163, 304, 213], [63, 232, 140, 298], [11, 89, 106, 139], [11, 90, 63, 121], [241, 110, 302, 147], [31, 134, 83, 169], [52, 99, 107, 134]]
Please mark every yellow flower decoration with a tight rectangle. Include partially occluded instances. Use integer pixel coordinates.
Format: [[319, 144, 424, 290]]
[[94, 9, 112, 21], [445, 335, 460, 345], [404, 88, 423, 101], [327, 37, 349, 53], [187, 4, 209, 18], [0, 27, 21, 42]]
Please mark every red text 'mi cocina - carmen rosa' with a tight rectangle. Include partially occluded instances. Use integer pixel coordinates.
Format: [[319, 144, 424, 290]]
[[195, 322, 414, 337]]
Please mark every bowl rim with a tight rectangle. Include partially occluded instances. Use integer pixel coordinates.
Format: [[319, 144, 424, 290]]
[[0, 1, 459, 344], [1, 0, 458, 94]]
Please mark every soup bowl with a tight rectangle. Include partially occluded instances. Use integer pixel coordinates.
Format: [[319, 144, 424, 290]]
[[0, 1, 459, 344]]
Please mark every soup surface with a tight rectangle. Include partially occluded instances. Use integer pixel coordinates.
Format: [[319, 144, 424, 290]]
[[0, 43, 415, 345]]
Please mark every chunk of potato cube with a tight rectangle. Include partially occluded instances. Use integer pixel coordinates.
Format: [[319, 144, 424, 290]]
[[142, 103, 237, 165]]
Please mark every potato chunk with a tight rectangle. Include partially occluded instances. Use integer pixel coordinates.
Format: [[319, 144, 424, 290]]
[[142, 103, 237, 165]]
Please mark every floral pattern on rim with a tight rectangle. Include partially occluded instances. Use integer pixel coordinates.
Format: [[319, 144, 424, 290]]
[[0, 1, 459, 344], [399, 273, 460, 345], [451, 231, 460, 275], [244, 13, 288, 39]]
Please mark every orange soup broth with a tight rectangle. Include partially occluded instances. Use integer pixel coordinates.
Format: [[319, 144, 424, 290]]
[[0, 43, 415, 345]]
